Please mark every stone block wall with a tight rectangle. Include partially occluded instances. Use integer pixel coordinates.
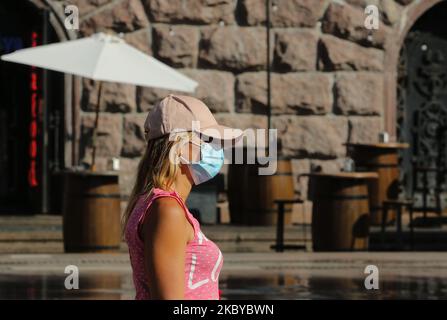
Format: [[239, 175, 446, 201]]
[[51, 0, 419, 201]]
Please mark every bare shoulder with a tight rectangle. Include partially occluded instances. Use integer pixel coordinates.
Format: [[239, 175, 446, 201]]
[[150, 197, 186, 221], [141, 196, 192, 242]]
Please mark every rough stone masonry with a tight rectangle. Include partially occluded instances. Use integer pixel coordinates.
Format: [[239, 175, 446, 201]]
[[49, 0, 419, 204]]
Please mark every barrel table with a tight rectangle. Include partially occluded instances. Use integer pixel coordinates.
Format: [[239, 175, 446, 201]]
[[308, 172, 378, 251], [346, 143, 409, 225], [62, 170, 121, 253], [228, 155, 295, 226]]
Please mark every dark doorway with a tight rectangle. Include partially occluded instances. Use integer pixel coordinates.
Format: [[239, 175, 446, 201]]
[[0, 1, 65, 214], [397, 1, 447, 212]]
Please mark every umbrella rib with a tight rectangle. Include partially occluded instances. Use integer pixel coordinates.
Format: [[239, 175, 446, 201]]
[[90, 40, 108, 80]]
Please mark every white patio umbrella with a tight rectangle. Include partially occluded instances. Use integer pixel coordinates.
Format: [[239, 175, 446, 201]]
[[1, 32, 198, 170]]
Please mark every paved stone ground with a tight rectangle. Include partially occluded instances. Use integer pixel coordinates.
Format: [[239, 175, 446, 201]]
[[0, 252, 447, 299], [1, 216, 447, 299]]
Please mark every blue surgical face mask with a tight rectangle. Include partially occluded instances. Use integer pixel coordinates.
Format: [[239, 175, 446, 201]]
[[180, 140, 224, 185]]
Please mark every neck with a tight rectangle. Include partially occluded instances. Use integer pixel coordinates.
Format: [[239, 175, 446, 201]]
[[172, 177, 192, 202]]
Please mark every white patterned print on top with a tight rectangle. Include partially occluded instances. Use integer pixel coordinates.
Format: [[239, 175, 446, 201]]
[[187, 231, 222, 291]]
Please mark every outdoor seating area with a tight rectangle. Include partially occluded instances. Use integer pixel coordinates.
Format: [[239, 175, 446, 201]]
[[267, 136, 447, 253], [2, 0, 447, 303]]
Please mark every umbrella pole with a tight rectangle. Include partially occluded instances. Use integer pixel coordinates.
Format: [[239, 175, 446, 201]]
[[91, 81, 103, 172], [266, 0, 271, 152]]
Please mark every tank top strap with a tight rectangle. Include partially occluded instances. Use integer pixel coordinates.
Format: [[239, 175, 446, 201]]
[[138, 188, 199, 239]]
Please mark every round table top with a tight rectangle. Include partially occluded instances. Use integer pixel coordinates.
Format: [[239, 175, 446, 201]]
[[305, 172, 379, 179], [345, 142, 410, 149]]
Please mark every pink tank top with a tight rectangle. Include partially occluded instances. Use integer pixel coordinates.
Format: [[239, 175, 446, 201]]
[[125, 187, 223, 300]]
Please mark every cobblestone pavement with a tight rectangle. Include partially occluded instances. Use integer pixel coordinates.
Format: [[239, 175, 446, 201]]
[[0, 252, 447, 299], [1, 215, 447, 299]]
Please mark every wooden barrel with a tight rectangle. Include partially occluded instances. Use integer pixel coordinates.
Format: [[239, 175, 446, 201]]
[[228, 154, 295, 225], [62, 171, 121, 253], [309, 173, 376, 251], [348, 144, 403, 225]]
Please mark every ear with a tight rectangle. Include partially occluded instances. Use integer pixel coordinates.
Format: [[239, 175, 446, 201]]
[[179, 141, 200, 163]]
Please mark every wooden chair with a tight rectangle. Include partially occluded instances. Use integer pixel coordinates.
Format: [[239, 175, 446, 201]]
[[381, 199, 414, 250], [270, 199, 307, 252], [381, 165, 445, 250]]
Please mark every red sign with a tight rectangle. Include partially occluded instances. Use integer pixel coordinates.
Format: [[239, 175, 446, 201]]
[[28, 31, 39, 187]]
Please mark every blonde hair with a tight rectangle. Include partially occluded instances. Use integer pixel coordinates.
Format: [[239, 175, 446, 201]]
[[121, 131, 191, 235]]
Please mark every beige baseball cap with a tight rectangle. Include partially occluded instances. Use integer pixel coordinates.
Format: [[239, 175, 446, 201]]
[[144, 94, 243, 141]]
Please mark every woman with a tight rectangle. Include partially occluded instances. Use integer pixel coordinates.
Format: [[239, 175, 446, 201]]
[[123, 94, 241, 300]]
